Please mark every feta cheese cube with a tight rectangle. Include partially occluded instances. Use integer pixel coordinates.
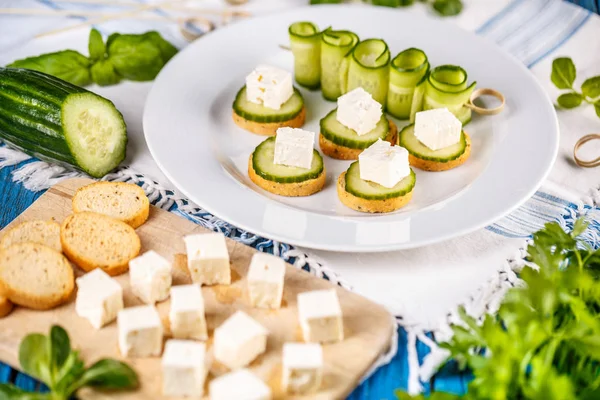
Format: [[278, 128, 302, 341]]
[[273, 127, 315, 169], [214, 311, 268, 369], [246, 64, 293, 110], [170, 284, 207, 340], [162, 339, 207, 397], [247, 252, 286, 309], [358, 139, 411, 188], [209, 369, 271, 400], [129, 250, 172, 304], [336, 87, 383, 136], [184, 232, 231, 286], [297, 289, 344, 343], [414, 108, 462, 151], [282, 342, 323, 394], [75, 269, 123, 329], [117, 305, 163, 357]]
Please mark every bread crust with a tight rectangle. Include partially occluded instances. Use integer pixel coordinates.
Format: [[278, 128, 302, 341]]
[[319, 119, 398, 160], [72, 181, 150, 229], [61, 212, 141, 276], [232, 107, 306, 136], [408, 133, 472, 171], [0, 243, 74, 310], [248, 156, 326, 197], [0, 220, 61, 252], [337, 172, 413, 213], [0, 297, 13, 318]]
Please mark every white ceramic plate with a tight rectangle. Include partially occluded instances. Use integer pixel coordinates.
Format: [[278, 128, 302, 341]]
[[144, 5, 558, 252]]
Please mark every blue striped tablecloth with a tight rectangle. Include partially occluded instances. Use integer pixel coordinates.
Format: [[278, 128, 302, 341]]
[[1, 0, 599, 399]]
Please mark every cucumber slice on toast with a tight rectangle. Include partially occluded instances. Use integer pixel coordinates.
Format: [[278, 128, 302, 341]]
[[399, 124, 467, 162], [233, 86, 304, 123], [320, 109, 389, 149], [251, 137, 323, 183], [345, 161, 415, 200]]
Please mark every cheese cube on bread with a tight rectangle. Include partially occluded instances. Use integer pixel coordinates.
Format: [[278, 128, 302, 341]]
[[273, 127, 315, 169], [162, 339, 207, 397], [247, 252, 286, 309], [118, 305, 163, 357], [76, 269, 123, 329], [358, 139, 410, 188], [184, 232, 231, 286], [414, 108, 462, 151], [336, 87, 382, 136], [246, 64, 293, 110], [129, 250, 172, 305]]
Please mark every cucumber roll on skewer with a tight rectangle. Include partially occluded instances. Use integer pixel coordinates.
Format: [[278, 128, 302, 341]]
[[289, 22, 322, 90], [387, 48, 429, 120], [346, 39, 391, 106], [320, 28, 359, 101], [421, 65, 476, 125]]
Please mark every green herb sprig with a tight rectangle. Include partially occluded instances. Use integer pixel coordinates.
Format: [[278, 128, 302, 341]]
[[309, 0, 463, 17], [0, 326, 138, 400], [551, 57, 600, 117], [396, 219, 600, 399], [7, 29, 177, 87]]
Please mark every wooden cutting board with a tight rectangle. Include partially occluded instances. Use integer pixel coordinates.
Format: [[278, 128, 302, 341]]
[[0, 178, 394, 400]]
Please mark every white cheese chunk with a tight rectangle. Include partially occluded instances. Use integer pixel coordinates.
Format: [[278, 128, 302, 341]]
[[209, 369, 271, 400], [273, 127, 315, 169], [414, 108, 462, 151], [162, 339, 207, 397], [297, 289, 344, 343], [170, 284, 207, 340], [282, 342, 323, 395], [336, 87, 383, 136], [214, 311, 268, 369], [75, 269, 123, 329], [129, 250, 172, 305], [245, 64, 293, 110], [117, 305, 163, 357], [358, 139, 411, 188], [247, 252, 286, 309], [184, 232, 231, 286]]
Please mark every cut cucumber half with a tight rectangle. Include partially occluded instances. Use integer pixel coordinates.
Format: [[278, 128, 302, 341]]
[[320, 109, 389, 149], [233, 86, 304, 123], [63, 93, 127, 178], [251, 137, 323, 183], [399, 124, 467, 162], [345, 161, 416, 200]]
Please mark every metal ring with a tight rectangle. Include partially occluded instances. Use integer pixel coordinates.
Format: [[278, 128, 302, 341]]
[[464, 88, 505, 115], [573, 134, 600, 168]]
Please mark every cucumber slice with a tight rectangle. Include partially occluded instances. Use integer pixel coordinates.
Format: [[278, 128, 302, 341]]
[[251, 137, 323, 183], [409, 73, 427, 123], [321, 28, 359, 101], [233, 86, 304, 123], [423, 65, 476, 124], [289, 22, 321, 90], [345, 161, 415, 200], [320, 109, 389, 149], [347, 39, 391, 106], [387, 48, 429, 120], [399, 124, 467, 162]]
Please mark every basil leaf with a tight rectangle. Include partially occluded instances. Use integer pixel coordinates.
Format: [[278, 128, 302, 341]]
[[557, 92, 583, 109], [7, 50, 91, 86], [76, 359, 139, 390], [91, 59, 121, 86], [50, 325, 71, 370], [551, 57, 576, 89], [107, 34, 164, 81], [433, 0, 463, 16], [595, 102, 600, 118], [141, 31, 178, 64], [53, 351, 86, 396], [582, 76, 600, 101], [372, 0, 404, 7], [18, 333, 52, 384], [0, 385, 50, 400], [88, 28, 106, 62]]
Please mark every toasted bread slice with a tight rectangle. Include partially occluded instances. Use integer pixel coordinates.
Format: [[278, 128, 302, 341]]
[[337, 172, 413, 213], [0, 243, 74, 310], [0, 220, 61, 252], [408, 133, 472, 172], [0, 296, 13, 318], [248, 156, 326, 197], [61, 212, 141, 276], [232, 107, 306, 136], [319, 120, 398, 160], [72, 181, 150, 228]]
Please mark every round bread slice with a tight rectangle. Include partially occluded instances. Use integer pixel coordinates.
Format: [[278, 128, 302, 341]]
[[0, 296, 14, 318], [319, 120, 398, 160], [337, 172, 413, 213], [61, 212, 141, 276], [248, 156, 326, 197], [0, 243, 74, 310], [72, 181, 150, 228], [0, 220, 61, 252], [232, 107, 306, 136], [408, 133, 472, 172]]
